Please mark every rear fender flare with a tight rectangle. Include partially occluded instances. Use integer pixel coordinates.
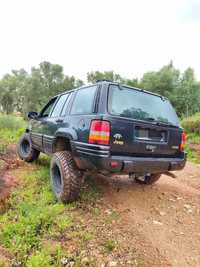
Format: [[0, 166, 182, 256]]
[[55, 128, 78, 141]]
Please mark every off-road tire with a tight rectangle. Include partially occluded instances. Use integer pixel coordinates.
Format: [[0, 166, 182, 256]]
[[135, 173, 161, 185], [50, 151, 82, 203], [17, 133, 40, 162]]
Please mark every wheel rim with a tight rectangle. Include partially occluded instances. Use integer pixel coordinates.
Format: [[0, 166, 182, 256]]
[[21, 139, 31, 156], [51, 163, 62, 195]]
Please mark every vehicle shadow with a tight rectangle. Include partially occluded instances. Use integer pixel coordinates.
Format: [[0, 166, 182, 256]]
[[88, 172, 200, 209]]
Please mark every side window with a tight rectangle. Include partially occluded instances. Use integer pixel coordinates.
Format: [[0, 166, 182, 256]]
[[40, 97, 57, 118], [51, 94, 69, 118], [70, 86, 97, 115], [61, 93, 72, 116]]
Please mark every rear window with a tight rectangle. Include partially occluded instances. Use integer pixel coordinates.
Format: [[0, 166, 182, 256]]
[[108, 85, 180, 127]]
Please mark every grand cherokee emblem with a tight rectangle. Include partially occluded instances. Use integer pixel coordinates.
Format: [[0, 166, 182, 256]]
[[113, 133, 124, 145]]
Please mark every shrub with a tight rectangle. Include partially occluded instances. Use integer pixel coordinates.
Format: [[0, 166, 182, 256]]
[[181, 113, 200, 134], [26, 251, 51, 267], [0, 114, 26, 152], [0, 114, 26, 130]]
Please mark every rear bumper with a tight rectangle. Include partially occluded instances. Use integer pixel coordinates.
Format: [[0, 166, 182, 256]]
[[71, 141, 186, 174]]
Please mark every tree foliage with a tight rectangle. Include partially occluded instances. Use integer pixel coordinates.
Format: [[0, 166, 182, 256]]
[[0, 61, 199, 118]]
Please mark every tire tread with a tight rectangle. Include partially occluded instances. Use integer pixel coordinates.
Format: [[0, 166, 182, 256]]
[[51, 151, 82, 203], [17, 133, 40, 162]]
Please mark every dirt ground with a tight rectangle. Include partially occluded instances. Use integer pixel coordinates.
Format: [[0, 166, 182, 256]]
[[97, 163, 200, 267], [0, 149, 200, 266], [0, 146, 19, 211]]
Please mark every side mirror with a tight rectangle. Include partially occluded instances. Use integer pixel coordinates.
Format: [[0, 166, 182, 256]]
[[28, 111, 38, 120]]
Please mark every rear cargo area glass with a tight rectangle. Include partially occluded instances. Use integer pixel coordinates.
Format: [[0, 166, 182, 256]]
[[108, 85, 179, 127]]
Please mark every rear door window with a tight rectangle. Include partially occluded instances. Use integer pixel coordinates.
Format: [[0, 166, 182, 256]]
[[50, 94, 69, 118], [70, 86, 97, 115], [61, 93, 72, 116]]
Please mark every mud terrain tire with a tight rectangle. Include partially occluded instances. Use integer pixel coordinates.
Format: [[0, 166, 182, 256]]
[[135, 174, 161, 185], [50, 151, 82, 203], [17, 133, 40, 162]]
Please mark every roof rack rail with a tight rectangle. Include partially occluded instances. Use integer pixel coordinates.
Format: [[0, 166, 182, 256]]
[[96, 79, 114, 83]]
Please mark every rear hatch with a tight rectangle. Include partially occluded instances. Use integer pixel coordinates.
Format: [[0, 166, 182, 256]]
[[106, 84, 183, 158]]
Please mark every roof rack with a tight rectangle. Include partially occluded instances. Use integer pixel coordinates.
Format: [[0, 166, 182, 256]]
[[96, 79, 114, 83]]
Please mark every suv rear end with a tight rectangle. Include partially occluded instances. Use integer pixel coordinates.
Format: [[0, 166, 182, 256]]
[[73, 82, 186, 176]]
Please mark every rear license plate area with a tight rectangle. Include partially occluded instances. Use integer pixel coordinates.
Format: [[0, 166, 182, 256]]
[[135, 126, 167, 142]]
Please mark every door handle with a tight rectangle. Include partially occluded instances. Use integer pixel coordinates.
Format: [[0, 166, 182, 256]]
[[56, 119, 63, 123]]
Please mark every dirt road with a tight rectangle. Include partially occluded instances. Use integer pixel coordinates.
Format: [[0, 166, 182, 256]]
[[97, 162, 200, 267]]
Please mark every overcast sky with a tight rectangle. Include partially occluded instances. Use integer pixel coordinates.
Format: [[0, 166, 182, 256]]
[[0, 0, 199, 81]]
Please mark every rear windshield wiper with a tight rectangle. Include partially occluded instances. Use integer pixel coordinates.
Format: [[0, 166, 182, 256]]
[[146, 117, 178, 128]]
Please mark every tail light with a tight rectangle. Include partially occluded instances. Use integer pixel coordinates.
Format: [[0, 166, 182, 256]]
[[180, 132, 186, 151], [89, 120, 110, 145]]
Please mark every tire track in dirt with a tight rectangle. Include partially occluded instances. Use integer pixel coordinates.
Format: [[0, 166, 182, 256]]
[[96, 162, 200, 267], [0, 145, 19, 212]]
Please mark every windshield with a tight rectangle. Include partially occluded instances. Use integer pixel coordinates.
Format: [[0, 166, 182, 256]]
[[108, 85, 180, 127]]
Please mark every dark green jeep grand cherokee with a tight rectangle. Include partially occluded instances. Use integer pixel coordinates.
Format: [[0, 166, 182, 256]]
[[18, 80, 186, 202]]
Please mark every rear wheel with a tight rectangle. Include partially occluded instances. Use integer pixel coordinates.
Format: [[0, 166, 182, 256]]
[[135, 173, 161, 185], [50, 151, 82, 203], [17, 133, 40, 162]]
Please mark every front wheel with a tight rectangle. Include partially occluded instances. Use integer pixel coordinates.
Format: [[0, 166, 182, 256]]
[[50, 151, 82, 203], [135, 173, 161, 185], [17, 133, 40, 162]]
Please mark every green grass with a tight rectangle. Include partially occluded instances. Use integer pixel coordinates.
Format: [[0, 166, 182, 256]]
[[183, 132, 200, 163], [0, 160, 69, 265], [181, 114, 200, 163], [181, 112, 200, 135], [103, 239, 117, 253], [186, 133, 200, 144], [185, 146, 200, 164], [0, 114, 26, 130], [0, 153, 103, 266], [0, 114, 26, 153]]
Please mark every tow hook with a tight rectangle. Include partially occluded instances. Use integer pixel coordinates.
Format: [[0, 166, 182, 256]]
[[129, 173, 136, 181], [129, 173, 149, 182]]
